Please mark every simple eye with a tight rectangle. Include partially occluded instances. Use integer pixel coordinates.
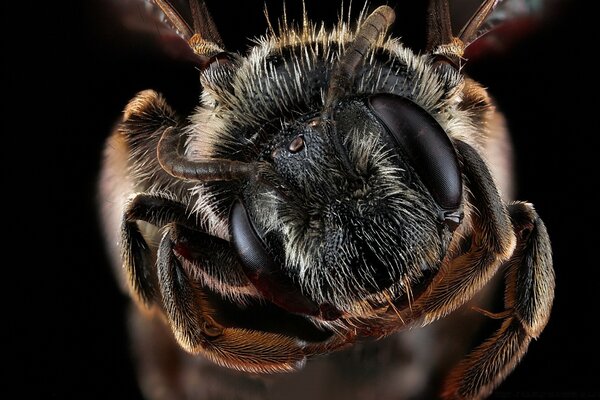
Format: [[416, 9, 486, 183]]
[[288, 135, 305, 153], [368, 94, 463, 215]]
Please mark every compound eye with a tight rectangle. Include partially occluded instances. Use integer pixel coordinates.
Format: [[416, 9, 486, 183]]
[[368, 94, 463, 220], [230, 201, 276, 282], [229, 200, 321, 316]]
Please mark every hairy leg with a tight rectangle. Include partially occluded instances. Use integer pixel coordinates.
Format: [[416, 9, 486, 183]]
[[122, 192, 312, 373], [442, 202, 554, 400], [376, 140, 516, 330]]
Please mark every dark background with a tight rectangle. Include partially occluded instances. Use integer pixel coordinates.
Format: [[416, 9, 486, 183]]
[[11, 0, 597, 398]]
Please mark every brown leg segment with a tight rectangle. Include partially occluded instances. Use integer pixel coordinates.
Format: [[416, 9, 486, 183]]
[[121, 193, 309, 373], [410, 141, 517, 326], [442, 202, 554, 400], [157, 223, 309, 373], [121, 193, 193, 306]]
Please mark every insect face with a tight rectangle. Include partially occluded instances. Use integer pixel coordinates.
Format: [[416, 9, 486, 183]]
[[99, 1, 555, 399], [192, 30, 469, 318]]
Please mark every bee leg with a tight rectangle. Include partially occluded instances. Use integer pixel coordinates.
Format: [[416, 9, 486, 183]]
[[157, 222, 308, 373], [122, 192, 309, 373], [399, 141, 553, 398], [405, 140, 517, 326], [441, 202, 554, 400], [121, 192, 194, 306]]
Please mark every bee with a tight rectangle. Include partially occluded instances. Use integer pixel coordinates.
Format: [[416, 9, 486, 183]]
[[98, 0, 555, 399]]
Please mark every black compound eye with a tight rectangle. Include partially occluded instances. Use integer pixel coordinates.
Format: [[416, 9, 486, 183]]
[[368, 94, 463, 221], [230, 201, 276, 282], [230, 200, 326, 317]]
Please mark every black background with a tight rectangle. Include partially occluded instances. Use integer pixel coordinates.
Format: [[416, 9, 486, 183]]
[[10, 0, 598, 398]]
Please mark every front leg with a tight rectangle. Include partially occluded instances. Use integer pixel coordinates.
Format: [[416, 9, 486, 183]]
[[384, 140, 517, 327], [442, 202, 555, 400], [121, 192, 196, 306], [122, 192, 310, 373], [122, 192, 253, 306], [156, 223, 309, 372], [370, 141, 553, 399]]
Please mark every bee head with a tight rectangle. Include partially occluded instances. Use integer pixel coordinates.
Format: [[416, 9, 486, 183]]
[[233, 86, 464, 315], [192, 6, 474, 319]]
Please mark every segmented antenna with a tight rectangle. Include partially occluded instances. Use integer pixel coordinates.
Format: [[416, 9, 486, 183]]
[[157, 127, 259, 182], [323, 5, 396, 111]]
